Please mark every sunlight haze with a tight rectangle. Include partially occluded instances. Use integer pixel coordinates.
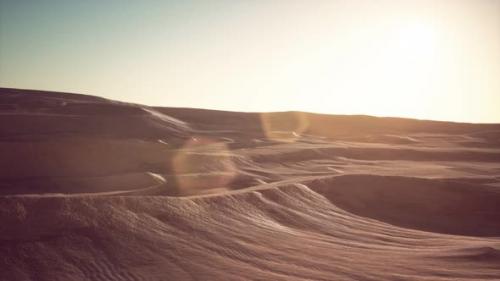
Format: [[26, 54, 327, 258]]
[[1, 0, 499, 122]]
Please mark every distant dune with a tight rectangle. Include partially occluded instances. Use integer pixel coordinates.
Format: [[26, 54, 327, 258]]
[[1, 87, 500, 280]]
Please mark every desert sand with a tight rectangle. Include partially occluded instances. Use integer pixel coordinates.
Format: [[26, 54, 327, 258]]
[[1, 87, 499, 280]]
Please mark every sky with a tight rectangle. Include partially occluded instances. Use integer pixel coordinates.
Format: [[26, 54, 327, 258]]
[[1, 0, 499, 123]]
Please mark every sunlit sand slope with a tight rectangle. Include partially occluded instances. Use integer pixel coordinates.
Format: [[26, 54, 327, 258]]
[[2, 186, 500, 281]]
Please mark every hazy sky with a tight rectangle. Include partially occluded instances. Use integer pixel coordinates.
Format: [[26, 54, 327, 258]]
[[1, 0, 499, 123]]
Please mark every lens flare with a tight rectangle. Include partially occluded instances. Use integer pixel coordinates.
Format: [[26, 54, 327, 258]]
[[171, 137, 236, 195], [259, 112, 309, 142]]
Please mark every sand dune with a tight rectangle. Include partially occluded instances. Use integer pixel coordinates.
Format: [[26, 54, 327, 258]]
[[1, 87, 500, 280], [0, 88, 190, 140]]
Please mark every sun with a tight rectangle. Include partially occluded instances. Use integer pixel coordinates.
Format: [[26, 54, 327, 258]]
[[395, 22, 438, 57], [354, 21, 440, 117]]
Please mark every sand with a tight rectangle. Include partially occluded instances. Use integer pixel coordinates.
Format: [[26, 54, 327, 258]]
[[1, 87, 499, 280]]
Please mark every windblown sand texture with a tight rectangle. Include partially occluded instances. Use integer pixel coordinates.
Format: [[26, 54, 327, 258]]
[[1, 88, 500, 280]]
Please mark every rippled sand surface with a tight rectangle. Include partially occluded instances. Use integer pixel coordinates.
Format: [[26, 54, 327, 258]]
[[1, 88, 500, 280]]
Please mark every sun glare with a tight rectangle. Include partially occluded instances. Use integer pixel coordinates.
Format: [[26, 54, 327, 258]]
[[320, 20, 441, 120], [396, 22, 437, 56], [371, 22, 439, 117], [374, 22, 439, 105]]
